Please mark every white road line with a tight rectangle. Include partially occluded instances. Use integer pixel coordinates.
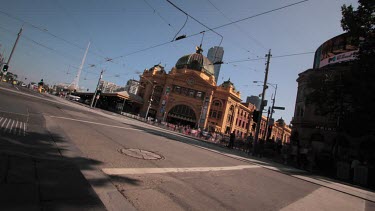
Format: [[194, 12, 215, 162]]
[[9, 120, 15, 133], [23, 122, 26, 136], [18, 122, 23, 135], [15, 86, 19, 90], [4, 119, 11, 131], [0, 117, 3, 124], [14, 120, 19, 134], [102, 165, 261, 175], [49, 116, 143, 131], [280, 187, 365, 211], [1, 118, 8, 128]]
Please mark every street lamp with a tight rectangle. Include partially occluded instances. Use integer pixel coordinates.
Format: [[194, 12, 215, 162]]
[[253, 81, 278, 140], [141, 76, 157, 119]]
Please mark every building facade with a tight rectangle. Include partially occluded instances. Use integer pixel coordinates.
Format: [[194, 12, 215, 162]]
[[137, 47, 290, 140], [292, 33, 359, 148], [246, 95, 261, 111], [124, 79, 140, 95], [207, 46, 224, 83], [99, 80, 123, 93], [138, 47, 253, 137]]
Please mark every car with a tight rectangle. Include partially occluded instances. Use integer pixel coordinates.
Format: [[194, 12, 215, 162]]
[[67, 95, 81, 101]]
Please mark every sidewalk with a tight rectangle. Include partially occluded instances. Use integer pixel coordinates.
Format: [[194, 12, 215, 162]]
[[0, 152, 105, 210]]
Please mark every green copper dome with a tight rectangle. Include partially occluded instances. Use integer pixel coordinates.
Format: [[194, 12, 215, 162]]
[[175, 47, 214, 76]]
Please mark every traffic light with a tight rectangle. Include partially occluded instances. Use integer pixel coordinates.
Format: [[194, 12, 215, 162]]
[[2, 65, 9, 72], [252, 110, 259, 122]]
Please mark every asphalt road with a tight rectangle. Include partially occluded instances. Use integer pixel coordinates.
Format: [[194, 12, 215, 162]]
[[0, 82, 374, 211]]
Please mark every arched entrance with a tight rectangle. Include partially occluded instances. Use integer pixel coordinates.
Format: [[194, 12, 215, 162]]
[[167, 104, 197, 127]]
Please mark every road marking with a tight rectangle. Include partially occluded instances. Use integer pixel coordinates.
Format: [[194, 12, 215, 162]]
[[9, 120, 15, 133], [280, 187, 366, 211], [4, 118, 11, 131], [14, 120, 19, 134], [19, 122, 23, 135], [1, 118, 8, 128], [23, 121, 26, 136], [15, 86, 19, 90], [102, 165, 261, 175], [49, 116, 143, 131]]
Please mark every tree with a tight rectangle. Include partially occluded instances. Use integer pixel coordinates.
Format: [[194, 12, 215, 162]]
[[340, 0, 374, 136], [306, 0, 374, 137]]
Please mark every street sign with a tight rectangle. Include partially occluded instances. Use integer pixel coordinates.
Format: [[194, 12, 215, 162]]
[[273, 106, 285, 110]]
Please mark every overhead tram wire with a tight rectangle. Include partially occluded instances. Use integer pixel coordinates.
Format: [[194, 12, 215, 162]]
[[142, 0, 176, 31], [206, 0, 266, 56], [166, 0, 224, 64], [0, 25, 81, 62], [210, 0, 309, 31], [88, 0, 310, 67], [0, 25, 106, 79], [0, 11, 125, 75], [226, 51, 315, 64], [172, 15, 189, 41], [166, 0, 223, 45], [0, 10, 107, 60]]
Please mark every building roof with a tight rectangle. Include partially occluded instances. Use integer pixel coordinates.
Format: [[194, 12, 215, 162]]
[[175, 47, 214, 76], [221, 78, 235, 89]]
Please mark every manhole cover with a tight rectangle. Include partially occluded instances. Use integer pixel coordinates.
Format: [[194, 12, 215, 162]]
[[118, 148, 163, 160]]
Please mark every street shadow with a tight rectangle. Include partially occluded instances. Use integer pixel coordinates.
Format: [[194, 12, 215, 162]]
[[109, 175, 141, 186], [0, 129, 139, 210]]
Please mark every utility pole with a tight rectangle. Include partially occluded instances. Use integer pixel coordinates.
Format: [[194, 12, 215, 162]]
[[145, 84, 156, 119], [263, 106, 271, 140], [6, 27, 23, 67], [253, 49, 272, 154], [91, 69, 104, 108], [265, 84, 278, 140]]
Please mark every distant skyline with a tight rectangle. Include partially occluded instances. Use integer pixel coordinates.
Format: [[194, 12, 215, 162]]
[[207, 46, 224, 84], [0, 0, 358, 123]]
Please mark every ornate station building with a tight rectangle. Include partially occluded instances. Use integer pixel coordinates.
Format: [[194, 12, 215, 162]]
[[138, 46, 290, 141]]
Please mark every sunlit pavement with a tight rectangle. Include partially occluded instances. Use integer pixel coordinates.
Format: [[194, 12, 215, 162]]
[[1, 83, 374, 211]]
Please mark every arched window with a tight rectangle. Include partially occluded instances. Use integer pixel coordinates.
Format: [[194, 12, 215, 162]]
[[213, 100, 222, 107], [210, 100, 223, 120], [151, 85, 163, 106]]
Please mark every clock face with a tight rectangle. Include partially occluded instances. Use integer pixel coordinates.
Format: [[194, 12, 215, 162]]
[[186, 77, 195, 86]]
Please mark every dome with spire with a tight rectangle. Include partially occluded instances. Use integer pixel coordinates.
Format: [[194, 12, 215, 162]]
[[221, 78, 235, 89], [276, 118, 285, 126], [175, 46, 214, 76]]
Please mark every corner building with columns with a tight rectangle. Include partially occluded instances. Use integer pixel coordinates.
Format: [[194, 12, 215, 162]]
[[138, 47, 258, 137]]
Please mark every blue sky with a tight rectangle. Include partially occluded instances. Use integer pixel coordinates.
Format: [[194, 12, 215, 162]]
[[0, 0, 358, 123]]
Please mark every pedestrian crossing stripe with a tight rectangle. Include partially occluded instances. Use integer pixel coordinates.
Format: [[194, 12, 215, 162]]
[[0, 117, 27, 136]]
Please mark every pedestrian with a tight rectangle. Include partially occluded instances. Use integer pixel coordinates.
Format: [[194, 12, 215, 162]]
[[228, 131, 235, 149], [259, 139, 265, 158], [246, 134, 253, 154]]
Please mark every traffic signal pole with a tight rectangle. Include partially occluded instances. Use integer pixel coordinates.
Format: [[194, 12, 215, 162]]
[[265, 84, 278, 140], [253, 49, 272, 154], [91, 69, 104, 108], [7, 27, 23, 66]]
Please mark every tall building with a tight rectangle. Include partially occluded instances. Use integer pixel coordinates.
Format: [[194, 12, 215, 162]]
[[99, 80, 123, 93], [207, 46, 224, 84], [124, 79, 140, 95], [291, 33, 368, 175], [246, 96, 261, 110]]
